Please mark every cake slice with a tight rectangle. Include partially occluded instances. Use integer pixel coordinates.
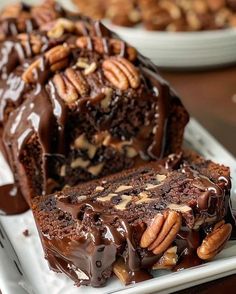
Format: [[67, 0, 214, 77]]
[[32, 151, 233, 287], [2, 18, 189, 206]]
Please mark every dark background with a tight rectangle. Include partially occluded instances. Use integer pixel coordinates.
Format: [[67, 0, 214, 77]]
[[161, 66, 236, 157]]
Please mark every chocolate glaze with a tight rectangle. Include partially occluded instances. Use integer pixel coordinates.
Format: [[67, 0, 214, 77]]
[[3, 87, 59, 201], [0, 183, 28, 215], [174, 230, 202, 271], [44, 197, 153, 286], [0, 17, 36, 38], [182, 165, 229, 221]]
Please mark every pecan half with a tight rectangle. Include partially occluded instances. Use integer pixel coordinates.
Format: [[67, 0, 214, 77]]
[[53, 73, 78, 104], [18, 33, 43, 55], [140, 210, 182, 255], [140, 214, 165, 248], [76, 36, 137, 61], [197, 221, 232, 260], [102, 57, 140, 90], [22, 45, 70, 83], [65, 68, 89, 96]]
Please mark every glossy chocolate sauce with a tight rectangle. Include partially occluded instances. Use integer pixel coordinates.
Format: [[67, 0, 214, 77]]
[[44, 196, 152, 286], [174, 230, 202, 271], [0, 183, 28, 215], [182, 165, 230, 220]]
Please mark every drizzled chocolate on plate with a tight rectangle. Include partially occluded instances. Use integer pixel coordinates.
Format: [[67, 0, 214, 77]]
[[0, 2, 188, 214], [32, 151, 232, 287]]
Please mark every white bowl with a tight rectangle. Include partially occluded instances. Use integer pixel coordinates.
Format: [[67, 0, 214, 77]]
[[105, 22, 236, 69]]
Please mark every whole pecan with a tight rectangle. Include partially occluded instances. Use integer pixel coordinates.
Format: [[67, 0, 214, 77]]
[[18, 33, 43, 56], [197, 220, 232, 260], [140, 213, 164, 248], [22, 45, 70, 83], [53, 67, 89, 103], [140, 210, 182, 255], [53, 73, 79, 104], [102, 56, 140, 90], [76, 36, 137, 61], [65, 68, 89, 96]]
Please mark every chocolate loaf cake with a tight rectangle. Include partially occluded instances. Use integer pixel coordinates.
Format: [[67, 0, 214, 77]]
[[0, 7, 188, 209], [32, 151, 232, 287]]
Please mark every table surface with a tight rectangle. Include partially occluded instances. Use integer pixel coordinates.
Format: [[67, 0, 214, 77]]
[[160, 66, 236, 294], [161, 66, 236, 157]]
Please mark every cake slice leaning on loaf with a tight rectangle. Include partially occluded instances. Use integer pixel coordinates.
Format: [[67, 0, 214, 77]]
[[32, 150, 233, 287], [2, 19, 189, 207]]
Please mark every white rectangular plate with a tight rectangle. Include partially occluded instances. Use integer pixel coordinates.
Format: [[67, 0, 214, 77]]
[[0, 119, 236, 294]]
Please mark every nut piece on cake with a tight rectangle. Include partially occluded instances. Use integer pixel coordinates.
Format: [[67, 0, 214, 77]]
[[32, 151, 233, 287]]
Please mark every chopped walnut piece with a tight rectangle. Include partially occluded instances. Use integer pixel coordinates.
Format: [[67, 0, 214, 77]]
[[115, 185, 133, 193], [95, 186, 105, 192], [135, 192, 152, 204], [101, 87, 113, 109], [125, 146, 138, 158], [115, 195, 132, 210], [70, 158, 90, 169], [74, 134, 97, 159], [97, 193, 117, 202], [88, 163, 104, 176], [84, 62, 97, 75], [60, 165, 66, 177]]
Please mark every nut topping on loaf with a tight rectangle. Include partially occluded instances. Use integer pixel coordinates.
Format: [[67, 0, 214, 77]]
[[102, 56, 140, 90]]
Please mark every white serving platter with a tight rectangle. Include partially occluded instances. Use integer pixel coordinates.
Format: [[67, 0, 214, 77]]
[[0, 119, 236, 294]]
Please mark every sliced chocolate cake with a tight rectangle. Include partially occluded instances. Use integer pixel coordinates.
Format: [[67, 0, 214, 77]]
[[1, 12, 188, 208], [32, 151, 233, 287]]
